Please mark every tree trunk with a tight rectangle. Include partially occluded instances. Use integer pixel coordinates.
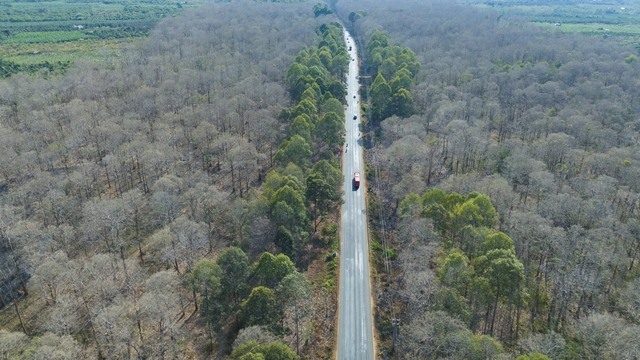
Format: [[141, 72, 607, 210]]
[[193, 289, 199, 312], [8, 285, 28, 335], [490, 288, 499, 336], [295, 301, 300, 355]]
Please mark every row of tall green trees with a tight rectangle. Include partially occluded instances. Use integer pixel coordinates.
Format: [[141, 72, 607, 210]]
[[181, 16, 347, 359], [367, 29, 420, 121], [186, 21, 349, 358], [268, 22, 347, 261]]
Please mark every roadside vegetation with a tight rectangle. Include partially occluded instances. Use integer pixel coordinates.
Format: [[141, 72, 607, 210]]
[[336, 0, 640, 358]]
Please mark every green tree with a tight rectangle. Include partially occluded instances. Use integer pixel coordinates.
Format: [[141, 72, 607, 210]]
[[390, 88, 413, 117], [307, 172, 341, 232], [389, 73, 413, 93], [468, 276, 493, 330], [624, 54, 637, 64], [286, 63, 307, 88], [516, 354, 551, 360], [188, 259, 224, 345], [238, 353, 264, 360], [379, 57, 397, 82], [300, 87, 319, 106], [277, 272, 311, 355], [315, 112, 344, 148], [273, 135, 313, 169], [274, 226, 295, 260], [217, 247, 251, 308], [291, 77, 313, 102], [291, 98, 317, 119], [445, 192, 466, 210], [370, 73, 391, 120], [434, 287, 471, 324], [370, 52, 383, 74], [481, 232, 515, 254], [399, 193, 422, 217], [238, 287, 285, 334], [317, 48, 332, 70], [307, 56, 324, 71], [253, 252, 296, 289], [330, 53, 349, 78], [458, 226, 494, 258], [321, 98, 344, 115], [422, 188, 448, 207], [281, 163, 305, 184], [232, 341, 298, 360], [270, 185, 307, 231], [438, 250, 471, 292], [466, 333, 503, 360], [422, 203, 449, 234], [451, 194, 497, 230], [262, 171, 304, 202], [473, 249, 525, 335], [326, 81, 346, 101], [290, 116, 313, 144], [311, 160, 343, 190]]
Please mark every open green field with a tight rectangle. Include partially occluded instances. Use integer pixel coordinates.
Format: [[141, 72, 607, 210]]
[[0, 0, 207, 77], [0, 37, 137, 64], [461, 0, 640, 52], [536, 22, 640, 36], [2, 30, 97, 44]]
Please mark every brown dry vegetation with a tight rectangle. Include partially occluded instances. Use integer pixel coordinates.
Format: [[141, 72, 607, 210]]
[[0, 1, 344, 358], [337, 0, 640, 358]]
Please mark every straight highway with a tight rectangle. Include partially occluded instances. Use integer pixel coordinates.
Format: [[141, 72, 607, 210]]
[[337, 29, 375, 360]]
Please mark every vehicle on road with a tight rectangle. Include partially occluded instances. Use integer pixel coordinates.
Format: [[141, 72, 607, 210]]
[[354, 172, 360, 189], [353, 95, 356, 98], [353, 115, 357, 120], [349, 46, 352, 51]]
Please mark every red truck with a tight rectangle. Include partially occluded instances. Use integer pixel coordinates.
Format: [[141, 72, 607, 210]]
[[354, 172, 360, 189]]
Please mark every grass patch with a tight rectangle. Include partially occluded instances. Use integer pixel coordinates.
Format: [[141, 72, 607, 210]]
[[0, 38, 137, 66], [0, 0, 208, 74], [3, 30, 97, 44]]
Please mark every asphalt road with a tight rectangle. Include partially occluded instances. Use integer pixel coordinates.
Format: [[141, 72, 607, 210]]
[[337, 29, 375, 360]]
